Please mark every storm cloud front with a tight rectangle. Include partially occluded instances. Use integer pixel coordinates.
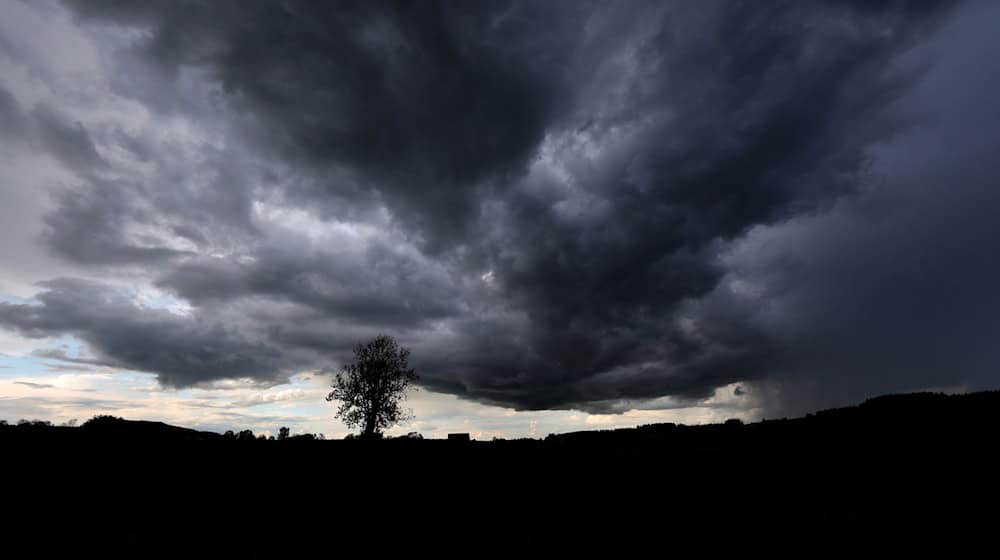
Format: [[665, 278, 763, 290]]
[[2, 0, 999, 425]]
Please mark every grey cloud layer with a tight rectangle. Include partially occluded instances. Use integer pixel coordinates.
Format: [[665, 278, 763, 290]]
[[682, 5, 1000, 415], [0, 278, 296, 387], [3, 0, 996, 414], [0, 85, 105, 171]]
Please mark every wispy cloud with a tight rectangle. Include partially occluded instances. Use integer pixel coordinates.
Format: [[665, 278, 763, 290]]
[[13, 381, 54, 389]]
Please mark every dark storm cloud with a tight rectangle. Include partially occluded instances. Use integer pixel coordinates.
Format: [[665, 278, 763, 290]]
[[403, 0, 963, 410], [31, 105, 107, 171], [0, 85, 29, 136], [681, 3, 1000, 415], [157, 243, 461, 328], [0, 279, 297, 388], [69, 0, 585, 248], [6, 0, 990, 414], [0, 86, 105, 170], [39, 128, 262, 266], [41, 179, 192, 265]]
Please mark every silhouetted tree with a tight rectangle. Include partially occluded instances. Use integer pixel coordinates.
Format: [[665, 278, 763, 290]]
[[278, 426, 290, 440], [237, 429, 255, 441], [326, 334, 418, 439], [82, 415, 122, 428]]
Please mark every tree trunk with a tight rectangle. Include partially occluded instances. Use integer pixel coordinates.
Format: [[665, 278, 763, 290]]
[[363, 411, 377, 439]]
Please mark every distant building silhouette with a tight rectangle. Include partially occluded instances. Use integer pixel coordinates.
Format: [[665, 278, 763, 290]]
[[448, 433, 470, 442]]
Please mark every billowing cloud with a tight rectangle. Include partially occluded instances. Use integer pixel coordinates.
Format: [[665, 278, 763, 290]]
[[2, 0, 998, 419], [677, 2, 1000, 415], [0, 278, 297, 388]]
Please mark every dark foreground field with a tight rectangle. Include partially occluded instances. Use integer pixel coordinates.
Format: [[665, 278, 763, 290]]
[[4, 391, 1000, 556]]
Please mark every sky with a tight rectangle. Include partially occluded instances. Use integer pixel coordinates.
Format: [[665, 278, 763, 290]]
[[1, 0, 999, 439]]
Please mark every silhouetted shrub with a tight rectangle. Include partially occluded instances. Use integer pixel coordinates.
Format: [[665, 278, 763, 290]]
[[82, 415, 124, 428]]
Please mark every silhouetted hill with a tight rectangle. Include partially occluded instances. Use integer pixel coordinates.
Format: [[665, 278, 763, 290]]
[[81, 414, 224, 440], [3, 390, 998, 556], [545, 390, 1000, 444], [8, 389, 997, 446]]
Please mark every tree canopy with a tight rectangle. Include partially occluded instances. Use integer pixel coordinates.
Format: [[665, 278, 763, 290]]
[[326, 335, 418, 438]]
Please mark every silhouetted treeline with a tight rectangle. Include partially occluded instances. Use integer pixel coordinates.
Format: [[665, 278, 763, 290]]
[[545, 390, 1000, 445], [3, 390, 999, 556]]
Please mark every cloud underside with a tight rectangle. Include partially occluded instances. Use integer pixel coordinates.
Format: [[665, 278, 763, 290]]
[[3, 0, 1000, 415]]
